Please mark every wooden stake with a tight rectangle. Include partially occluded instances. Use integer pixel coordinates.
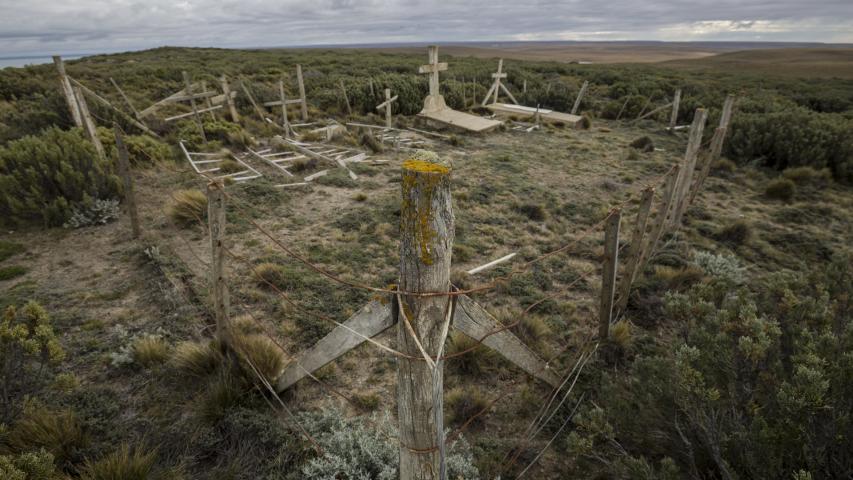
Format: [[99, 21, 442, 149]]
[[375, 88, 398, 128], [368, 77, 375, 97], [207, 181, 230, 348], [637, 165, 680, 276], [239, 80, 267, 123], [397, 153, 453, 480], [182, 71, 207, 143], [615, 187, 654, 315], [110, 78, 140, 119], [201, 81, 216, 120], [670, 108, 708, 228], [339, 79, 352, 116], [616, 97, 629, 120], [114, 124, 140, 238], [599, 210, 621, 339], [571, 80, 589, 115], [688, 95, 735, 204], [72, 85, 105, 161], [523, 79, 527, 94], [669, 88, 682, 129], [220, 75, 240, 123], [53, 56, 82, 127], [278, 79, 291, 136], [296, 64, 308, 121]]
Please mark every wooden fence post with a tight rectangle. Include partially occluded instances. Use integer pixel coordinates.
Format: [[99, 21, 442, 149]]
[[636, 165, 680, 277], [669, 88, 681, 129], [208, 181, 230, 348], [72, 85, 106, 161], [182, 71, 207, 143], [114, 125, 140, 239], [278, 79, 291, 136], [615, 187, 654, 315], [571, 80, 589, 115], [53, 55, 83, 127], [688, 95, 735, 204], [296, 64, 308, 121], [523, 79, 527, 94], [339, 79, 352, 116], [220, 75, 240, 123], [397, 152, 454, 480], [599, 209, 621, 339], [670, 108, 708, 228]]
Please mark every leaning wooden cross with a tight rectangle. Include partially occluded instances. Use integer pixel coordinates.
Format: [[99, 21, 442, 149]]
[[274, 151, 559, 478], [417, 46, 502, 133], [376, 88, 398, 128], [481, 59, 518, 106]]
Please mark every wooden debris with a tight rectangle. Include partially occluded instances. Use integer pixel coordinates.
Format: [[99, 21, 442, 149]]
[[466, 252, 517, 275]]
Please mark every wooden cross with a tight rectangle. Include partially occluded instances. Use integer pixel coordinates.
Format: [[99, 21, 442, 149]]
[[418, 45, 448, 99], [482, 58, 518, 106], [375, 88, 398, 127]]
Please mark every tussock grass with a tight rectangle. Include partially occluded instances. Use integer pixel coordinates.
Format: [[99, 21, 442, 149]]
[[609, 321, 633, 350], [4, 407, 89, 469], [252, 262, 286, 290], [167, 190, 207, 227], [197, 371, 246, 424], [716, 219, 753, 246], [132, 336, 169, 367], [217, 159, 244, 174], [171, 341, 221, 378], [232, 333, 286, 384], [653, 265, 705, 291], [782, 166, 832, 186], [446, 332, 493, 376], [79, 443, 158, 480], [446, 387, 488, 429], [764, 178, 796, 202]]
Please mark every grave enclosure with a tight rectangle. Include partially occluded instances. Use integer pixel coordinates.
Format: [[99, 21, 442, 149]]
[[50, 47, 737, 480]]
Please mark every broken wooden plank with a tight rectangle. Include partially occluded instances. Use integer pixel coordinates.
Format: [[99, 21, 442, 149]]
[[453, 295, 560, 387], [164, 104, 223, 122], [276, 300, 393, 391], [466, 252, 517, 275]]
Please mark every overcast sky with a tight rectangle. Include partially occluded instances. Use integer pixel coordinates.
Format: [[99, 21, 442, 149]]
[[1, 0, 851, 57]]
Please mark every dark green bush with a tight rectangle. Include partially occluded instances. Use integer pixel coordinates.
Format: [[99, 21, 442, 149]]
[[764, 178, 796, 201], [0, 127, 121, 227]]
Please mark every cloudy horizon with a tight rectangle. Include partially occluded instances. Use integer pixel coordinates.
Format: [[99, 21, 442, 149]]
[[1, 0, 851, 58]]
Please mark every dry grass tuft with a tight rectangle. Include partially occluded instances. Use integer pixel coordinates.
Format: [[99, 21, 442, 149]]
[[171, 341, 222, 378], [132, 336, 169, 367], [79, 443, 158, 480], [653, 265, 705, 291], [232, 333, 286, 384], [764, 178, 796, 202], [217, 159, 244, 174], [610, 321, 633, 349], [445, 387, 489, 429], [716, 219, 753, 246], [4, 406, 90, 469], [167, 190, 207, 227], [252, 262, 286, 290]]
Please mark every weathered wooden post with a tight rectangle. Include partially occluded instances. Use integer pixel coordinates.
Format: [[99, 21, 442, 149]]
[[688, 95, 735, 203], [72, 86, 106, 161], [637, 165, 679, 276], [339, 80, 352, 116], [239, 80, 267, 123], [182, 71, 207, 143], [376, 88, 398, 128], [669, 88, 682, 129], [110, 78, 141, 120], [670, 108, 708, 228], [201, 81, 216, 120], [599, 209, 621, 339], [207, 181, 230, 349], [278, 79, 292, 136], [114, 125, 140, 239], [523, 79, 527, 94], [296, 64, 309, 121], [220, 75, 240, 123], [53, 55, 83, 127], [615, 187, 654, 314], [571, 80, 589, 115], [397, 151, 454, 480]]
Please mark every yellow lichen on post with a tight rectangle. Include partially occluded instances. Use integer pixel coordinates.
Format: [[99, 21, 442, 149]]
[[401, 150, 452, 266]]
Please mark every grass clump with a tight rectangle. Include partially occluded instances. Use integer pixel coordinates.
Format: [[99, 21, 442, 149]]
[[217, 159, 244, 174], [445, 387, 489, 429], [653, 265, 705, 291], [712, 158, 737, 175], [715, 219, 753, 246], [197, 371, 246, 424], [629, 136, 654, 152], [78, 443, 159, 480], [232, 333, 285, 384], [0, 241, 25, 262], [764, 178, 796, 201], [351, 392, 381, 412], [131, 336, 169, 367], [578, 114, 592, 129], [359, 132, 383, 153], [167, 190, 207, 226], [171, 341, 221, 378], [0, 266, 27, 281], [251, 262, 286, 290], [446, 332, 492, 376], [4, 406, 89, 470], [782, 166, 832, 186], [515, 203, 547, 221]]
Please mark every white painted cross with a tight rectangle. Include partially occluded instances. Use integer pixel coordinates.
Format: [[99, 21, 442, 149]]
[[375, 88, 399, 128], [418, 45, 448, 98], [482, 58, 518, 106]]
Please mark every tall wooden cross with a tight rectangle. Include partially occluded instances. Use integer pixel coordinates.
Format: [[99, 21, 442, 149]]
[[481, 58, 518, 106], [375, 88, 399, 127], [418, 46, 449, 113]]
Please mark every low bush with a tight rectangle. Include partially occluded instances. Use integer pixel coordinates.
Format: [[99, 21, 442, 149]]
[[166, 190, 207, 227], [0, 127, 121, 227], [0, 449, 61, 480], [4, 406, 89, 471], [764, 178, 796, 201], [715, 219, 752, 246], [64, 198, 120, 228]]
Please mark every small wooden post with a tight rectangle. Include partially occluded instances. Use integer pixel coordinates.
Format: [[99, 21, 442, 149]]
[[616, 97, 629, 120], [182, 71, 207, 143], [523, 79, 527, 94], [220, 75, 240, 123], [72, 86, 106, 161], [239, 80, 267, 123], [368, 78, 375, 97], [615, 187, 654, 314], [669, 88, 682, 129], [278, 79, 291, 136], [208, 181, 230, 348], [376, 88, 398, 128], [296, 64, 308, 121], [114, 124, 140, 238], [53, 55, 83, 127], [397, 151, 454, 480], [599, 209, 621, 339], [110, 78, 140, 120], [637, 165, 680, 276], [339, 79, 352, 116], [670, 108, 708, 228], [571, 80, 589, 115]]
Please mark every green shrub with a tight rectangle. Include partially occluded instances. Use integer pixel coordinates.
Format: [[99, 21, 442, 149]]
[[764, 178, 796, 201], [166, 190, 207, 226], [0, 449, 62, 480], [0, 241, 25, 262], [0, 266, 27, 281], [0, 302, 64, 421], [64, 198, 120, 228], [516, 203, 547, 221], [0, 127, 121, 227]]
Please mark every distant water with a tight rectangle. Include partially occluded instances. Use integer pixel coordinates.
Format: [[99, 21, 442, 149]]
[[0, 55, 84, 69]]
